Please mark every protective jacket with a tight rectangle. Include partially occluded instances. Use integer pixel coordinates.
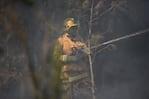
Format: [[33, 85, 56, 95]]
[[57, 33, 87, 79], [53, 32, 90, 99]]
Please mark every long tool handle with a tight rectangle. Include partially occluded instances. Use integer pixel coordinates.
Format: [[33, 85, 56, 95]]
[[91, 29, 149, 50]]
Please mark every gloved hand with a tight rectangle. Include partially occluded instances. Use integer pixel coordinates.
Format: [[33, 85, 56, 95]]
[[79, 46, 91, 55]]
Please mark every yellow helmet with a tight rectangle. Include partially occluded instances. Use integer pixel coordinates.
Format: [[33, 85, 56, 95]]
[[64, 18, 77, 31]]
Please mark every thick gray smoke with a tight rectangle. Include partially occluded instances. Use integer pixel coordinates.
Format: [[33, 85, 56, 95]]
[[94, 0, 149, 99], [0, 0, 149, 99]]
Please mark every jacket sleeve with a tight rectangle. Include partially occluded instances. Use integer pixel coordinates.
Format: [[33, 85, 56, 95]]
[[53, 38, 63, 62], [53, 38, 70, 62], [74, 41, 90, 55]]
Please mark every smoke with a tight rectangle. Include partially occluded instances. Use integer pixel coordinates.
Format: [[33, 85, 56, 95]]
[[94, 0, 149, 99], [0, 0, 149, 99]]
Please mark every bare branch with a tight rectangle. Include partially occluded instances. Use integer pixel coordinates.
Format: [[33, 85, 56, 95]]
[[94, 0, 105, 16], [88, 0, 96, 99], [92, 6, 114, 22], [93, 44, 113, 62]]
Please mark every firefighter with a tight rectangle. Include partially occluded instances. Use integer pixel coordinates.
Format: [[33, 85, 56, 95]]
[[52, 18, 91, 99]]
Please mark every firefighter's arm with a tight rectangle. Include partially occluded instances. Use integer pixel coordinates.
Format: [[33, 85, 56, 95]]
[[59, 47, 90, 62], [75, 41, 91, 55], [60, 55, 79, 62], [57, 37, 78, 62]]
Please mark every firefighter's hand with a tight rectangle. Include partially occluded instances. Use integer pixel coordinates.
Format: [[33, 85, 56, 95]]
[[80, 46, 91, 55]]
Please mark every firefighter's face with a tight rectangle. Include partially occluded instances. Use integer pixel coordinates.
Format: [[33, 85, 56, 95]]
[[69, 26, 77, 37]]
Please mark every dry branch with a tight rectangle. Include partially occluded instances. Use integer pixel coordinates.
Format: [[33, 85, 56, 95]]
[[88, 0, 96, 99]]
